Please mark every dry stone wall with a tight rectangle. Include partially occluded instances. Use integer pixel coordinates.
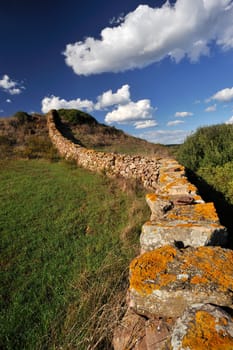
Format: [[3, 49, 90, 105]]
[[114, 161, 232, 350], [47, 109, 233, 349], [47, 110, 161, 191]]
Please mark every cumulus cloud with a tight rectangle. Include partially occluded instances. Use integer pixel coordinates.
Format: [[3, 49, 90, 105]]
[[41, 84, 158, 126], [64, 0, 233, 75], [105, 99, 153, 124], [205, 104, 217, 112], [134, 120, 158, 129], [41, 95, 94, 113], [6, 99, 11, 103], [211, 87, 233, 102], [95, 84, 130, 109], [167, 120, 184, 126], [225, 116, 233, 124], [0, 74, 24, 95], [175, 111, 193, 117], [109, 13, 125, 25], [138, 129, 190, 144]]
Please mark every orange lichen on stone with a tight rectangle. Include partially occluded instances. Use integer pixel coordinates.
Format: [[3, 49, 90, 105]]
[[129, 246, 177, 295], [182, 310, 233, 349], [146, 193, 158, 202], [181, 247, 233, 292], [190, 275, 209, 284], [167, 210, 191, 221], [194, 202, 219, 222], [161, 177, 197, 194], [159, 172, 169, 184]]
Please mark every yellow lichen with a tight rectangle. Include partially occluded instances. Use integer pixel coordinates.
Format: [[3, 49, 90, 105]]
[[146, 193, 158, 202], [182, 310, 233, 349], [182, 247, 233, 292], [159, 172, 169, 184], [194, 203, 218, 222], [167, 211, 191, 221], [130, 246, 177, 295], [161, 177, 197, 194], [190, 275, 209, 284]]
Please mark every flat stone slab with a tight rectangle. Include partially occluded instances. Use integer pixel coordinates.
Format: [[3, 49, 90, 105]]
[[146, 193, 217, 221], [129, 246, 233, 318], [169, 304, 233, 349], [142, 195, 228, 250], [140, 220, 228, 252]]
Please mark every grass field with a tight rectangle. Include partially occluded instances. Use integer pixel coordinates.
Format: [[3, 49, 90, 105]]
[[0, 159, 149, 349]]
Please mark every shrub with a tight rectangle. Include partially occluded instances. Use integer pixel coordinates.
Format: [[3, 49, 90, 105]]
[[13, 111, 32, 124], [58, 109, 98, 125], [177, 124, 233, 171]]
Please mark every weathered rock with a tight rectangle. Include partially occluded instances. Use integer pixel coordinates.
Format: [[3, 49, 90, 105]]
[[129, 246, 233, 318], [113, 308, 147, 350], [169, 304, 233, 350], [157, 162, 198, 197], [141, 195, 228, 251], [146, 194, 212, 222], [113, 308, 175, 350], [140, 221, 228, 252]]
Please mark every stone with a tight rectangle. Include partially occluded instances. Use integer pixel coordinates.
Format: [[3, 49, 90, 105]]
[[112, 308, 147, 350], [129, 246, 233, 318], [47, 110, 162, 191], [113, 308, 175, 350], [169, 304, 233, 350], [140, 220, 228, 252], [141, 195, 228, 251]]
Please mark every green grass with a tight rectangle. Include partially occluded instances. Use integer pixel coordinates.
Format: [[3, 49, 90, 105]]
[[0, 159, 148, 349]]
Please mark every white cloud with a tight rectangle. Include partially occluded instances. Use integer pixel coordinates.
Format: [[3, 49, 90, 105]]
[[0, 109, 3, 113], [175, 111, 193, 117], [167, 120, 184, 126], [105, 99, 154, 124], [205, 104, 217, 112], [64, 0, 233, 75], [211, 87, 233, 102], [0, 74, 24, 95], [134, 120, 158, 129], [95, 84, 130, 109], [41, 84, 157, 126], [109, 13, 125, 25], [41, 95, 94, 113], [138, 129, 191, 145], [225, 116, 233, 124], [6, 99, 11, 103]]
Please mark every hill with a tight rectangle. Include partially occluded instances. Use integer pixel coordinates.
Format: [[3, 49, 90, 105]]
[[0, 109, 170, 159]]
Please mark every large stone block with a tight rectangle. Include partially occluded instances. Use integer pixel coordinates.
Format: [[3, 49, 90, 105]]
[[140, 220, 228, 252], [169, 304, 233, 349], [129, 246, 233, 318], [141, 196, 228, 251]]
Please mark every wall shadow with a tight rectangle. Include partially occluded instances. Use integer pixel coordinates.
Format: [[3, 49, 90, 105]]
[[186, 169, 233, 249], [52, 110, 84, 146]]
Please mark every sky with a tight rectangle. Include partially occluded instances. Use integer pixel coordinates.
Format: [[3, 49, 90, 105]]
[[0, 0, 233, 144]]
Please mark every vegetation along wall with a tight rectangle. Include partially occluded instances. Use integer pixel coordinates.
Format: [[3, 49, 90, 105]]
[[47, 109, 233, 349]]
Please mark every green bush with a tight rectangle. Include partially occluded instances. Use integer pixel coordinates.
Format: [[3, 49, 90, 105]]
[[177, 124, 233, 171], [13, 111, 32, 124], [58, 109, 98, 125]]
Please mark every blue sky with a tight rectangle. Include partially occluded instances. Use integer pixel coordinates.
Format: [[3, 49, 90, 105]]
[[0, 0, 233, 144]]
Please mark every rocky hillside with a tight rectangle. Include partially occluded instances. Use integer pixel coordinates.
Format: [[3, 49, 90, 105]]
[[0, 109, 170, 159]]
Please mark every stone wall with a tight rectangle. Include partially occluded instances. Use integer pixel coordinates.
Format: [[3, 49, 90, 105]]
[[47, 110, 233, 349], [47, 110, 161, 191], [113, 161, 232, 350]]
